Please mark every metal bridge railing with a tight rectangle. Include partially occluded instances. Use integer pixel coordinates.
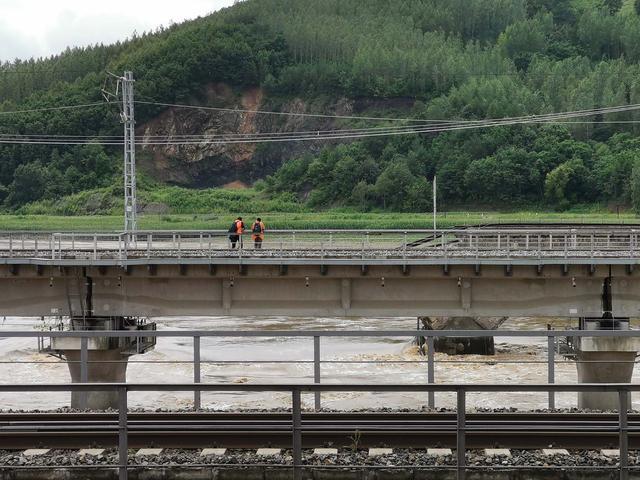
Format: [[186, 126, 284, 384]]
[[6, 328, 640, 412], [0, 382, 635, 480], [0, 228, 639, 260]]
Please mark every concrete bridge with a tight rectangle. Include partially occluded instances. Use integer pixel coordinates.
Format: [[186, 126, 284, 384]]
[[2, 225, 639, 412], [0, 226, 639, 318]]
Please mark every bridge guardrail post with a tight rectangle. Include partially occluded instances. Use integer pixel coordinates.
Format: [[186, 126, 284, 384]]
[[8, 232, 12, 258], [443, 233, 447, 258], [93, 235, 97, 260], [427, 335, 435, 409], [314, 336, 321, 411], [456, 388, 466, 480], [34, 235, 38, 256], [79, 337, 88, 410], [619, 388, 629, 480], [147, 234, 151, 259], [118, 385, 128, 480], [292, 387, 302, 480], [194, 335, 201, 411], [547, 334, 555, 409]]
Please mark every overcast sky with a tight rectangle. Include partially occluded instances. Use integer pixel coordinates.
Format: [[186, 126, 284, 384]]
[[0, 0, 237, 62]]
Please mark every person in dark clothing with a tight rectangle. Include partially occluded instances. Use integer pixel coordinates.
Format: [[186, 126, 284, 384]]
[[228, 217, 245, 249], [251, 217, 265, 249]]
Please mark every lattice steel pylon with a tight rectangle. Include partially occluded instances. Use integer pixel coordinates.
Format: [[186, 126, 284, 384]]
[[121, 71, 137, 232]]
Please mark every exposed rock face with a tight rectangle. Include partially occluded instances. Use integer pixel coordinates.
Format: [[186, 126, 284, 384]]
[[137, 84, 417, 188]]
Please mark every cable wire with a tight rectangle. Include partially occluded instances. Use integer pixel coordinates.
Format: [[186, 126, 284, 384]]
[[0, 102, 109, 116]]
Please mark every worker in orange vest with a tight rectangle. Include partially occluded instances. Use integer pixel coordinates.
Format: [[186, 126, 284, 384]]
[[228, 217, 245, 249], [251, 217, 265, 249]]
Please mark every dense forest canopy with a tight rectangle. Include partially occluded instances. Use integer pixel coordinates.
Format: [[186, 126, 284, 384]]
[[1, 0, 640, 213]]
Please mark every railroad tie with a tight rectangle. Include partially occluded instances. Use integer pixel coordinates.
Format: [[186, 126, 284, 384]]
[[201, 448, 227, 456], [21, 449, 49, 457], [78, 449, 105, 456], [368, 448, 393, 457], [427, 448, 452, 456], [542, 449, 569, 456], [256, 448, 281, 456], [313, 448, 338, 456], [135, 448, 163, 456], [601, 449, 620, 457], [484, 449, 511, 457]]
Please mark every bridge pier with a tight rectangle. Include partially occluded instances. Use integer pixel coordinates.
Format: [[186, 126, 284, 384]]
[[574, 318, 638, 411], [47, 317, 156, 410], [419, 316, 508, 355]]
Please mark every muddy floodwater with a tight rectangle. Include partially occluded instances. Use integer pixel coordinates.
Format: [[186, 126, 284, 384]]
[[0, 316, 638, 411]]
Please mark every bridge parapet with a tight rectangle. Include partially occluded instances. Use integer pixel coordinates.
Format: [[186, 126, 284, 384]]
[[0, 227, 638, 264]]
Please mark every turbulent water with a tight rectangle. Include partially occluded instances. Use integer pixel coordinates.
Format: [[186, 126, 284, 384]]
[[0, 316, 637, 411]]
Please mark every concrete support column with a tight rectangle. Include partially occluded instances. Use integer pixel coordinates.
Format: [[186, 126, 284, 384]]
[[65, 349, 129, 410], [575, 332, 638, 411], [49, 316, 155, 410]]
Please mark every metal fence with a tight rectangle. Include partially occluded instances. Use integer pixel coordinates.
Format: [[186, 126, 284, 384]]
[[0, 228, 639, 260], [5, 328, 640, 411], [0, 382, 635, 480]]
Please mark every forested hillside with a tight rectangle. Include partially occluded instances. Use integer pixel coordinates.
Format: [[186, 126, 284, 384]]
[[2, 0, 640, 213]]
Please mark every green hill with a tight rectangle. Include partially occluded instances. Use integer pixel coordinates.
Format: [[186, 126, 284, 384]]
[[2, 0, 640, 214]]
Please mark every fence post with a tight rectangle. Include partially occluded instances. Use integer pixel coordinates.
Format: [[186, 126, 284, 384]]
[[313, 336, 321, 411], [194, 335, 201, 411], [79, 337, 88, 410], [118, 386, 128, 480], [456, 388, 466, 480], [547, 334, 555, 410], [620, 388, 629, 480], [427, 336, 435, 409], [292, 387, 302, 480]]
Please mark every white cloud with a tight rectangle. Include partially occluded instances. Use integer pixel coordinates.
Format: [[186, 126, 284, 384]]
[[0, 0, 237, 62]]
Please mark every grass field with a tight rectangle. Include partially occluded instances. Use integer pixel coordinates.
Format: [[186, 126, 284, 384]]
[[0, 211, 637, 231]]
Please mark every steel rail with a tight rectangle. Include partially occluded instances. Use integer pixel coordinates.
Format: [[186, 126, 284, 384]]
[[0, 411, 638, 450]]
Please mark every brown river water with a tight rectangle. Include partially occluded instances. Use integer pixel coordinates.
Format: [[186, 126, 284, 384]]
[[0, 316, 638, 411]]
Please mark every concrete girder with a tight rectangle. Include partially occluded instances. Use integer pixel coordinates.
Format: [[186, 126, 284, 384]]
[[0, 263, 629, 317]]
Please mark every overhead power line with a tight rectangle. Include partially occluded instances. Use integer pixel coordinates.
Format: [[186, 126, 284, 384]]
[[0, 102, 109, 116], [0, 102, 639, 145], [134, 99, 443, 123]]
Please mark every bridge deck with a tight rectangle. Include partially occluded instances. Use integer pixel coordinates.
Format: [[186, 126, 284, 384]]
[[0, 227, 638, 264]]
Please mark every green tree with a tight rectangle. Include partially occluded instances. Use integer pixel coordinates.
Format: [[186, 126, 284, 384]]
[[374, 160, 414, 210], [5, 163, 47, 206]]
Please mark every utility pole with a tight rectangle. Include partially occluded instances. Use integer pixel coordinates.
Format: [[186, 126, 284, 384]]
[[104, 70, 138, 232], [433, 175, 437, 230], [121, 71, 137, 233]]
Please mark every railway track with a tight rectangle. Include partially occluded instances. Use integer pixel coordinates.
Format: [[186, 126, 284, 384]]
[[0, 412, 635, 450]]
